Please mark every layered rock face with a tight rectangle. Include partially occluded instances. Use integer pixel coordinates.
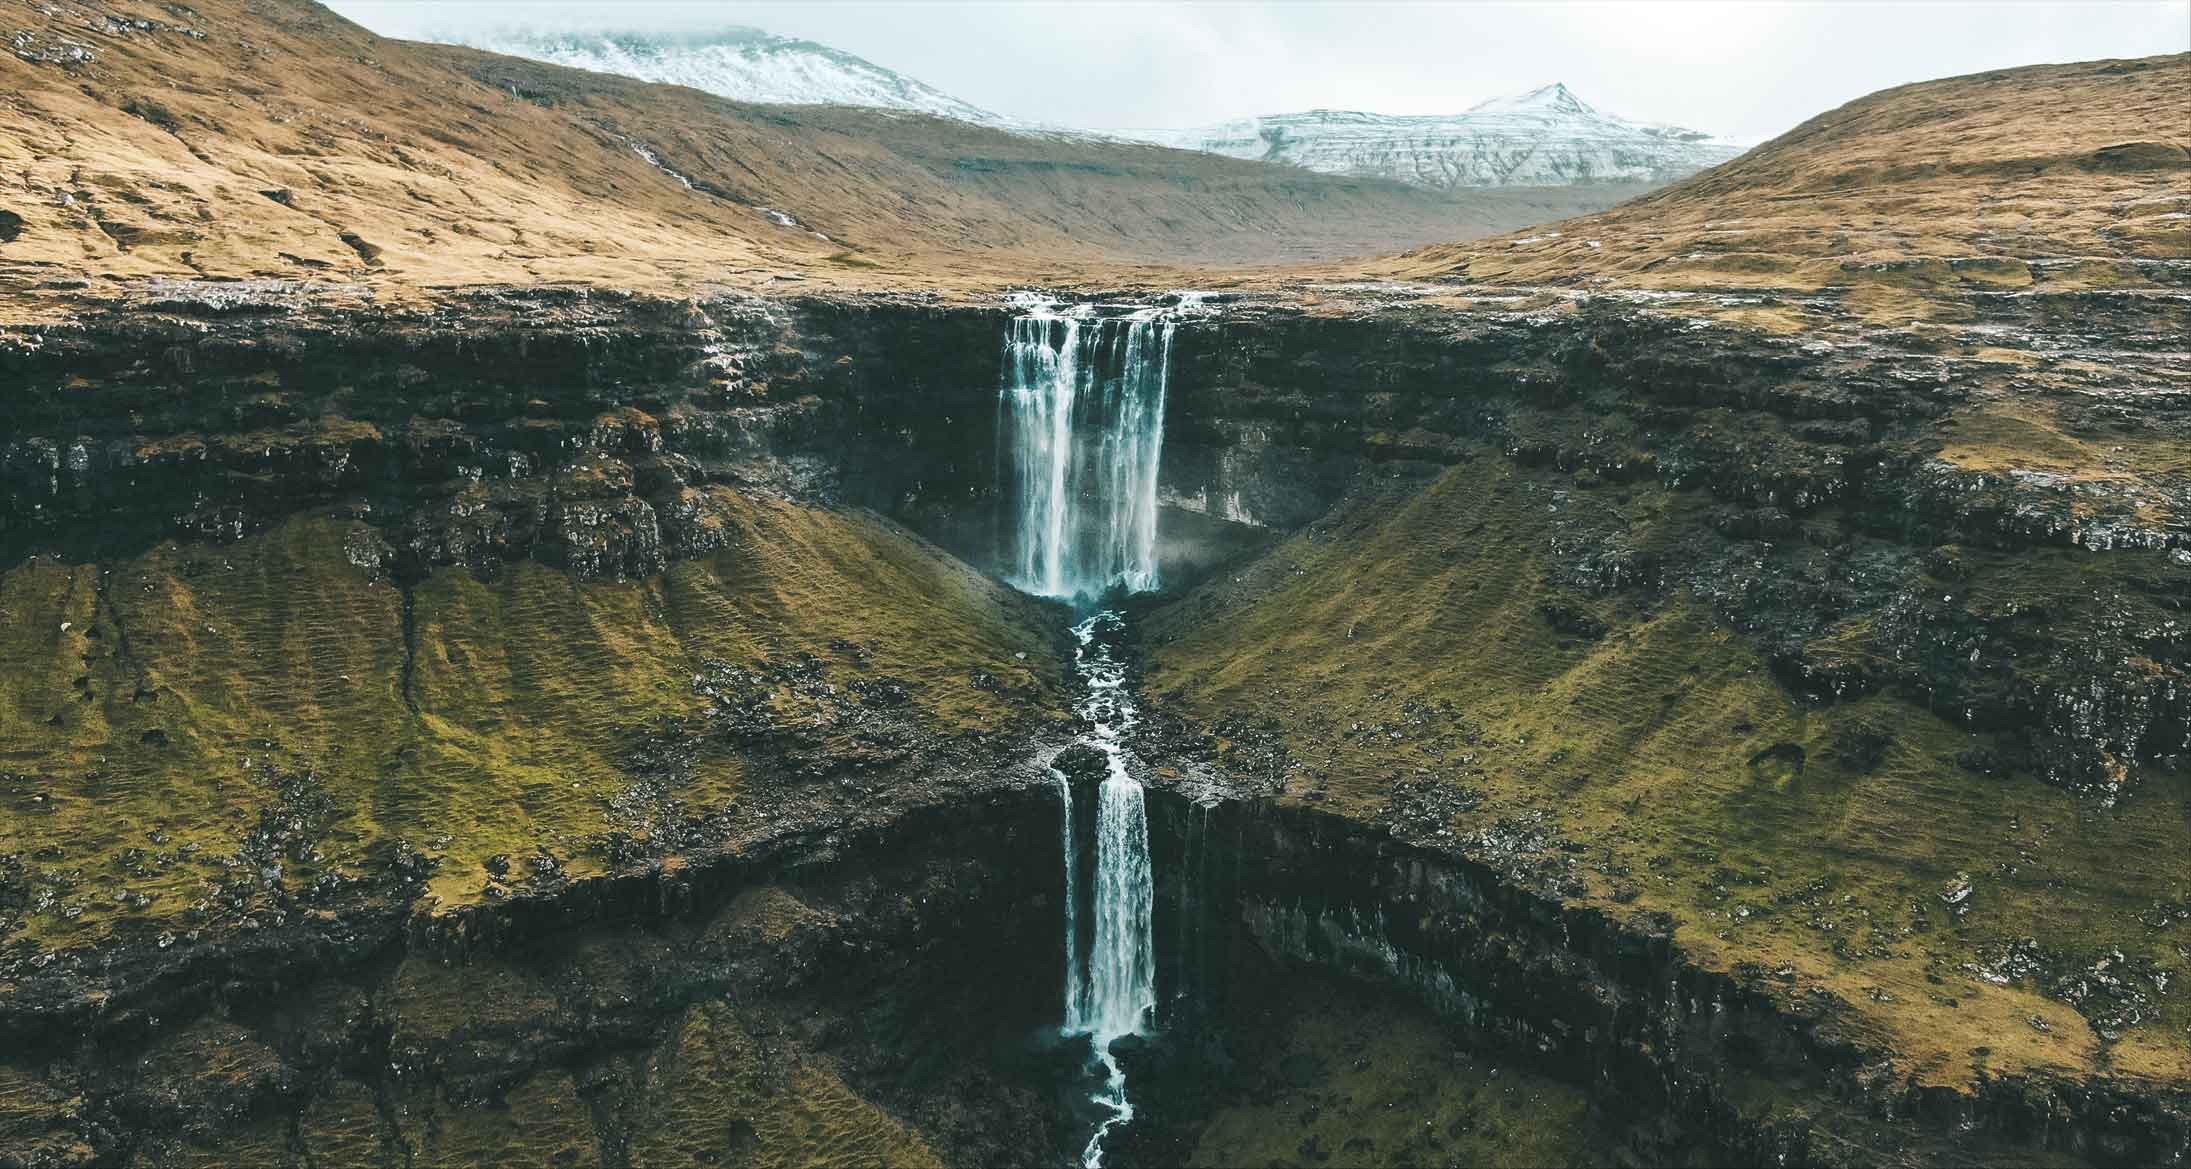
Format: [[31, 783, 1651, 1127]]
[[1, 289, 999, 571], [1155, 291, 2191, 797], [1, 789, 1075, 1168], [3, 278, 2187, 1164], [1132, 286, 2191, 1162], [1131, 792, 2190, 1167], [0, 289, 1096, 1166], [0, 287, 1067, 1027]]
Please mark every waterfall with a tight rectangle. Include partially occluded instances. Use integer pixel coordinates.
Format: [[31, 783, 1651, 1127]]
[[1059, 612, 1155, 1169], [1057, 766, 1084, 1026], [1004, 297, 1185, 1166], [999, 302, 1174, 600]]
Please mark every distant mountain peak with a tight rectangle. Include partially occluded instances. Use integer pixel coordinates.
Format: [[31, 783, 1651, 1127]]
[[1472, 81, 1594, 116], [1119, 83, 1741, 191], [437, 25, 1010, 127]]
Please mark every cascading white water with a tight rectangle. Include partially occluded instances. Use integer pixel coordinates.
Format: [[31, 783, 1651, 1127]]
[[1058, 612, 1155, 1169], [1004, 296, 1185, 1166], [1000, 302, 1174, 600], [1057, 766, 1083, 1027]]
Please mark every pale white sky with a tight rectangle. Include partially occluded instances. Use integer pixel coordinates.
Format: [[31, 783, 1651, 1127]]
[[327, 1, 2190, 141]]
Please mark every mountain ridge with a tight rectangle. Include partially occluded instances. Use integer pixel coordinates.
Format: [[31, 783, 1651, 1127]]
[[0, 0, 1659, 321], [1118, 81, 1745, 190], [429, 26, 1743, 192], [438, 24, 1016, 127]]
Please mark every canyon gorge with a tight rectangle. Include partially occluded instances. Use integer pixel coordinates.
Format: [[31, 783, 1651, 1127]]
[[1, 2, 2188, 1166]]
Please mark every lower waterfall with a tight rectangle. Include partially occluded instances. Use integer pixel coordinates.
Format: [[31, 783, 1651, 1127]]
[[1057, 611, 1155, 1168]]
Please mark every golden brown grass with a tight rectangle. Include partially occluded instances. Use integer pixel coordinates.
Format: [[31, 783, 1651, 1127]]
[[1362, 55, 2190, 297], [0, 0, 1625, 322]]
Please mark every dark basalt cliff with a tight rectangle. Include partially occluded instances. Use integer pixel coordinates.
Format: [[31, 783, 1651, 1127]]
[[1127, 790, 2190, 1167], [2, 789, 1074, 1168], [1132, 286, 2191, 1163], [1, 287, 1008, 573], [2, 281, 2187, 1165]]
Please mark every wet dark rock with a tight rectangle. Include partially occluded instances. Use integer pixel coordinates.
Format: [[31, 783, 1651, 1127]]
[[1538, 600, 1607, 641], [1711, 505, 1800, 541], [526, 849, 563, 887], [1051, 745, 1110, 785], [1940, 873, 1975, 914], [1830, 725, 1892, 773], [1746, 742, 1807, 773], [849, 677, 912, 707], [2052, 949, 2165, 1040], [1380, 776, 1483, 843]]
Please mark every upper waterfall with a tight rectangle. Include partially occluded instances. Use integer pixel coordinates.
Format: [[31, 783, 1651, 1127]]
[[998, 301, 1176, 600]]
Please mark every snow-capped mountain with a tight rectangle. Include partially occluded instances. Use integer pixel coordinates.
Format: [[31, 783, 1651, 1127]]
[[442, 27, 1011, 126], [1120, 83, 1744, 190]]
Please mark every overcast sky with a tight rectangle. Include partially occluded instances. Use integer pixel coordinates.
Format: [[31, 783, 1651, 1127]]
[[328, 1, 2189, 142]]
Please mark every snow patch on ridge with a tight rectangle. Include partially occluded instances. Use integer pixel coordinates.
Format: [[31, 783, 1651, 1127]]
[[439, 26, 1012, 127], [1114, 82, 1746, 191]]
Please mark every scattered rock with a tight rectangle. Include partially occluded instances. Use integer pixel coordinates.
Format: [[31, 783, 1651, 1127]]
[[1051, 744, 1110, 784], [1939, 873, 1974, 917], [1538, 600, 1607, 640]]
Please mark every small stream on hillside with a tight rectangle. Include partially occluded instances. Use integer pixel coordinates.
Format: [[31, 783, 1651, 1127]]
[[998, 295, 1182, 1166]]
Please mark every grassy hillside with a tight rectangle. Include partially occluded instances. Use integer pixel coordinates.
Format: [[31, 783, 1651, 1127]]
[[0, 0, 1627, 318], [0, 495, 1060, 952], [1144, 459, 2191, 1093], [1367, 54, 2189, 301]]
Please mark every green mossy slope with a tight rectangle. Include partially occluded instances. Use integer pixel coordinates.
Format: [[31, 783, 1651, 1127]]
[[1, 490, 1058, 954], [1181, 972, 1609, 1168], [1144, 458, 2191, 1089], [627, 1000, 942, 1169]]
